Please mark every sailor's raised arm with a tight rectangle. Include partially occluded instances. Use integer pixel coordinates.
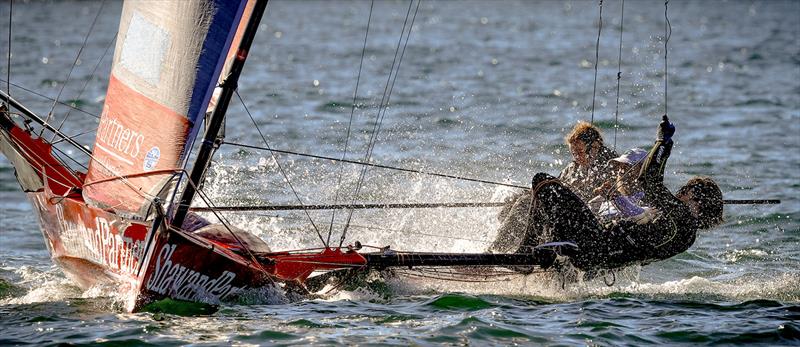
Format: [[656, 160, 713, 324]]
[[637, 115, 675, 188]]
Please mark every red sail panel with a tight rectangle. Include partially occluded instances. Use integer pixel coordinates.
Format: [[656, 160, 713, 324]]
[[86, 75, 189, 213]]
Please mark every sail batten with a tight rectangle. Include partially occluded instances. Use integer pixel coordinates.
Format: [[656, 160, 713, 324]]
[[83, 0, 251, 218]]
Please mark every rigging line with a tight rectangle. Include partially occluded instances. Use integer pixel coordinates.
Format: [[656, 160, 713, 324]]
[[223, 140, 528, 189], [341, 0, 415, 223], [328, 0, 375, 246], [51, 128, 94, 145], [3, 89, 169, 201], [8, 136, 86, 189], [367, 0, 420, 167], [52, 145, 88, 171], [236, 91, 328, 247], [350, 0, 414, 185], [198, 211, 494, 243], [53, 32, 117, 142], [166, 168, 263, 272], [340, 0, 421, 247], [338, 0, 416, 245], [193, 186, 267, 272], [612, 0, 624, 151], [40, 0, 106, 137], [365, 1, 420, 168], [663, 0, 671, 117], [168, 173, 271, 277], [0, 79, 100, 119], [188, 201, 507, 211], [590, 0, 603, 125], [363, 0, 418, 159], [2, 117, 86, 183], [50, 128, 95, 170], [5, 0, 10, 98]]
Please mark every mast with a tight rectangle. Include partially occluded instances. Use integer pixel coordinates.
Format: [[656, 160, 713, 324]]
[[172, 0, 268, 227]]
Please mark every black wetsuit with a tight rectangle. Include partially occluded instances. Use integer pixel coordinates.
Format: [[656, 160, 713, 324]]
[[491, 137, 698, 271]]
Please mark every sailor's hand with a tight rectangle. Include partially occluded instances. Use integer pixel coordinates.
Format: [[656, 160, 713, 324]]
[[587, 195, 606, 211], [593, 180, 614, 196], [631, 207, 661, 225], [657, 115, 675, 142]]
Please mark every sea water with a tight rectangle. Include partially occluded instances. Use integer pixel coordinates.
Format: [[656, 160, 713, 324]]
[[1, 0, 798, 345]]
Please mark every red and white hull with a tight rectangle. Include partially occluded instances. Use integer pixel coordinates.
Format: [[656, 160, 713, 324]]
[[2, 119, 274, 312]]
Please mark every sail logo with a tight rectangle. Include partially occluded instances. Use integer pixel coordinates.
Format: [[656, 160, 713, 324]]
[[145, 244, 245, 303], [143, 147, 160, 171], [655, 146, 664, 165], [95, 109, 145, 163]]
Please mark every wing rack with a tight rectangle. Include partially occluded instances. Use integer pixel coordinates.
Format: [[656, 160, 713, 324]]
[[255, 242, 578, 283]]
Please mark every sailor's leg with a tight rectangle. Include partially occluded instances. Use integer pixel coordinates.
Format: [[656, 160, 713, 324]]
[[523, 173, 605, 266], [490, 173, 559, 253]]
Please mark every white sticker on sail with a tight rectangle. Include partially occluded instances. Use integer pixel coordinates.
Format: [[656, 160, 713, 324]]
[[119, 12, 170, 85], [143, 147, 160, 172]]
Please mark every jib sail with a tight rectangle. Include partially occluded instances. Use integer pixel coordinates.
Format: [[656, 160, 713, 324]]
[[83, 0, 250, 218]]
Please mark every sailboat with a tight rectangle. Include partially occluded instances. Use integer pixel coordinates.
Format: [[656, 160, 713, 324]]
[[2, 0, 782, 312], [0, 0, 574, 312]]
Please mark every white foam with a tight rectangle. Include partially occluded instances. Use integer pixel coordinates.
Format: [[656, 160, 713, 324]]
[[721, 248, 769, 263], [2, 266, 81, 305], [1, 266, 129, 308], [317, 268, 800, 303]]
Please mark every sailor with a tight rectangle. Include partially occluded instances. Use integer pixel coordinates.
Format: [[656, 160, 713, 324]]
[[492, 121, 618, 249], [491, 116, 724, 271], [559, 121, 618, 201], [489, 121, 617, 252], [587, 147, 650, 221]]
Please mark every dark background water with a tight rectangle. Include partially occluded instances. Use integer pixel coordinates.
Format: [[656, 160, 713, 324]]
[[1, 0, 799, 345]]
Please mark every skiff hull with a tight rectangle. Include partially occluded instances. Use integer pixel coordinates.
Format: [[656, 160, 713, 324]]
[[2, 115, 274, 312]]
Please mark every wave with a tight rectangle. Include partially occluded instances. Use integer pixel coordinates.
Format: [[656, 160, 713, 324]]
[[0, 265, 133, 312], [734, 98, 786, 107], [341, 268, 800, 304]]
